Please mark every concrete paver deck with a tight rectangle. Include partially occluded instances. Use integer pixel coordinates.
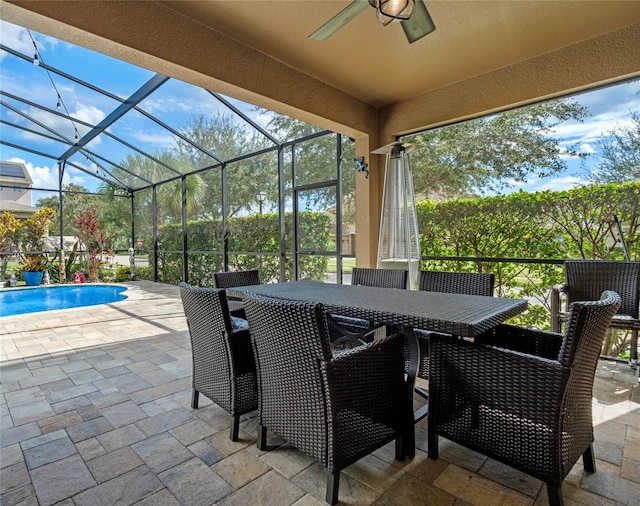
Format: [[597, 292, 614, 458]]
[[1, 280, 639, 505]]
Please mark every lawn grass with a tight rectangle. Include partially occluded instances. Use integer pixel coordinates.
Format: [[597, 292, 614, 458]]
[[326, 257, 356, 273]]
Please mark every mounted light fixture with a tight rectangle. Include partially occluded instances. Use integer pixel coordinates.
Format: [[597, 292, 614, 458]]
[[375, 0, 415, 25], [309, 0, 434, 44]]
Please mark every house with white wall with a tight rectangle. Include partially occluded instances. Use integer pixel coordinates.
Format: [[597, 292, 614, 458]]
[[0, 160, 37, 219]]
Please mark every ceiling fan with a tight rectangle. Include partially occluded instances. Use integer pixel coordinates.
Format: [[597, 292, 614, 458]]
[[309, 0, 435, 43]]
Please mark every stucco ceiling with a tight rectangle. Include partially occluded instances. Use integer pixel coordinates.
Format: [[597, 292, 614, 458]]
[[158, 0, 640, 107]]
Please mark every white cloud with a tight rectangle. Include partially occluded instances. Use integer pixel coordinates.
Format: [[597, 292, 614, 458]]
[[6, 102, 108, 149], [579, 143, 596, 154], [9, 157, 87, 192], [0, 20, 58, 60], [71, 104, 106, 126], [502, 178, 527, 189], [131, 131, 177, 149], [530, 176, 587, 193], [0, 21, 33, 58], [549, 82, 640, 146]]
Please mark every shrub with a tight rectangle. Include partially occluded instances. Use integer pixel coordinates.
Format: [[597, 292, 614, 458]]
[[115, 266, 132, 282]]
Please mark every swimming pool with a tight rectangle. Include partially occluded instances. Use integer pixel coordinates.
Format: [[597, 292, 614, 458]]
[[0, 285, 128, 317]]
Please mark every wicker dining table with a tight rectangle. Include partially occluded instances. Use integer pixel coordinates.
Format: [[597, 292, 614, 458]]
[[228, 280, 528, 457]]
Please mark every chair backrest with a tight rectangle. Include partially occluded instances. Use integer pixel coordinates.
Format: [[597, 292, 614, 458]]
[[178, 282, 235, 403], [243, 293, 333, 461], [419, 270, 495, 296], [179, 282, 234, 336], [351, 267, 407, 289], [213, 269, 261, 289], [564, 261, 639, 318], [559, 289, 621, 372]]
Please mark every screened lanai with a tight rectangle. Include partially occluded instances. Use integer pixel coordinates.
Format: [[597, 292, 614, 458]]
[[1, 19, 361, 286], [1, 3, 640, 506], [4, 0, 639, 274]]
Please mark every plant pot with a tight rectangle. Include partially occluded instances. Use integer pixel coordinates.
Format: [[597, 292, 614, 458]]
[[22, 271, 43, 286]]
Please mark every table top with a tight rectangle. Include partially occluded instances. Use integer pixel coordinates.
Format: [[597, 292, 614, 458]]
[[228, 280, 528, 336]]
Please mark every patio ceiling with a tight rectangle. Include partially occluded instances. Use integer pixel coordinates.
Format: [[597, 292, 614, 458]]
[[1, 1, 640, 194], [158, 0, 640, 107]]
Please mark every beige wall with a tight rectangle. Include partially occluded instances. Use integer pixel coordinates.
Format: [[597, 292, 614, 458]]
[[380, 23, 640, 140], [2, 0, 639, 267]]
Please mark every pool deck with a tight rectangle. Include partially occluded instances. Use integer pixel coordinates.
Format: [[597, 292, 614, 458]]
[[1, 280, 639, 505]]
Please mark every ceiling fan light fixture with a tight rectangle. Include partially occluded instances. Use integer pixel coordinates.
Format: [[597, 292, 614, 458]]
[[375, 0, 415, 26]]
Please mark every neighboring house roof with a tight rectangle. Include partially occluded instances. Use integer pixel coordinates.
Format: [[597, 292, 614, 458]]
[[0, 200, 37, 219], [0, 160, 33, 185], [44, 236, 84, 252]]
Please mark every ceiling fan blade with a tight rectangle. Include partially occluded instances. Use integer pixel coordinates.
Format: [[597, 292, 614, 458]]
[[309, 0, 370, 40], [401, 0, 436, 43]]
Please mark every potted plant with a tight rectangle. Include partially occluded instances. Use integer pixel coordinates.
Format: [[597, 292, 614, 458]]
[[16, 208, 56, 286], [19, 255, 49, 286]]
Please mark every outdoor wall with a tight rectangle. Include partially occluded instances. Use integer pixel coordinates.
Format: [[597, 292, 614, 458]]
[[379, 22, 640, 139]]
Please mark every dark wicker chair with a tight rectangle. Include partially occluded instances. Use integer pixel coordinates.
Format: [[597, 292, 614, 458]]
[[331, 267, 408, 347], [428, 290, 621, 506], [213, 269, 261, 318], [178, 282, 258, 441], [414, 270, 496, 379], [243, 293, 407, 505], [351, 267, 408, 289], [550, 260, 639, 367], [419, 270, 495, 297]]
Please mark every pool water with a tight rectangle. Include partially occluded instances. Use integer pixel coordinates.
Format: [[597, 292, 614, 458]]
[[0, 285, 128, 317]]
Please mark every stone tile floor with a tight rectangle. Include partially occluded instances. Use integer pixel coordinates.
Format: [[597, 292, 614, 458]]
[[1, 280, 639, 505]]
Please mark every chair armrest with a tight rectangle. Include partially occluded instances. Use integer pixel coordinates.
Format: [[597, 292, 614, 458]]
[[228, 328, 255, 376], [430, 335, 569, 423], [475, 324, 563, 360], [326, 333, 406, 419], [326, 313, 379, 348], [552, 283, 568, 293], [550, 283, 568, 332], [329, 331, 404, 375]]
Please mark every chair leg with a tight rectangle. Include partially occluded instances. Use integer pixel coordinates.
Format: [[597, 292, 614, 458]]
[[395, 436, 405, 462], [583, 443, 596, 473], [257, 423, 267, 451], [230, 414, 240, 441], [191, 389, 199, 409], [629, 329, 638, 369], [546, 483, 564, 506], [428, 430, 438, 459], [326, 471, 340, 505]]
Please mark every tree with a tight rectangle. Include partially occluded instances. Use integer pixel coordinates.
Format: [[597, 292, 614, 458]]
[[96, 186, 133, 251], [0, 211, 23, 281], [76, 207, 108, 281], [36, 183, 96, 238], [112, 151, 207, 231], [254, 108, 356, 212], [405, 99, 589, 198], [20, 208, 56, 251], [175, 113, 273, 218], [591, 111, 640, 183]]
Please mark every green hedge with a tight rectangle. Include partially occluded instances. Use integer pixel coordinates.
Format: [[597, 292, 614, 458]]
[[145, 211, 331, 285]]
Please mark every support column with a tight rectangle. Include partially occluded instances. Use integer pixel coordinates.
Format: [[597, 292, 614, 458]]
[[354, 135, 384, 268]]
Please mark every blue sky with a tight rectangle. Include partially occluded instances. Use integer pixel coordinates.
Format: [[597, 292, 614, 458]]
[[1, 19, 639, 205], [0, 20, 285, 202], [510, 78, 640, 194]]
